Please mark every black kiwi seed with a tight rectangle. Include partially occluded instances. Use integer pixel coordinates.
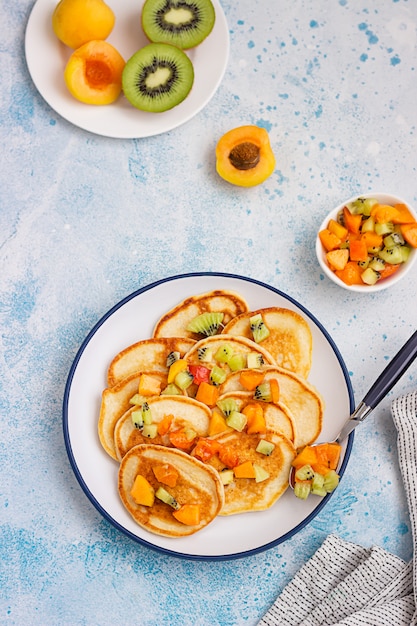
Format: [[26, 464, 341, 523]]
[[122, 43, 194, 113], [141, 0, 216, 50]]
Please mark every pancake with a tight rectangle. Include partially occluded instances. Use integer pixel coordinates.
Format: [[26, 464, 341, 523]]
[[118, 444, 224, 537], [107, 337, 196, 387], [114, 395, 211, 461], [222, 307, 313, 378], [218, 366, 324, 448], [98, 371, 169, 460], [184, 334, 277, 372], [153, 290, 249, 339], [216, 391, 296, 443], [206, 431, 296, 515]]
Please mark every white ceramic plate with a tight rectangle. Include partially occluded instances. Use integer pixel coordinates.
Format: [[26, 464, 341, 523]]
[[63, 273, 354, 560], [25, 0, 229, 138]]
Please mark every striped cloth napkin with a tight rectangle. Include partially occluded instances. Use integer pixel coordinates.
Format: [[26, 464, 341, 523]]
[[258, 391, 417, 626]]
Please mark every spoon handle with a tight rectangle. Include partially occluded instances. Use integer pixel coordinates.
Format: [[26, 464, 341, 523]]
[[362, 329, 417, 408], [336, 329, 417, 443]]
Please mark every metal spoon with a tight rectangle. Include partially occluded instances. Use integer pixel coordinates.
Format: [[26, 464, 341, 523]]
[[290, 329, 417, 488]]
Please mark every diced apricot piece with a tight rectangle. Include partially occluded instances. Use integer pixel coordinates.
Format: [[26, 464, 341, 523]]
[[401, 223, 417, 248], [167, 359, 188, 383], [326, 248, 349, 271], [292, 445, 318, 468], [361, 231, 383, 251], [392, 204, 417, 224], [379, 264, 401, 280], [152, 464, 179, 488], [319, 228, 341, 251], [370, 203, 400, 223], [343, 206, 362, 234], [208, 409, 231, 436], [349, 239, 368, 262], [242, 403, 266, 434], [195, 381, 219, 407], [157, 414, 174, 436], [239, 369, 265, 391], [139, 374, 162, 397], [172, 504, 200, 526], [234, 460, 256, 478], [130, 475, 154, 507], [64, 40, 125, 105], [328, 219, 348, 240], [335, 261, 363, 285]]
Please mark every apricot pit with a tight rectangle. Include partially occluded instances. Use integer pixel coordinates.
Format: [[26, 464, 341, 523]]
[[216, 125, 276, 187], [64, 40, 125, 105]]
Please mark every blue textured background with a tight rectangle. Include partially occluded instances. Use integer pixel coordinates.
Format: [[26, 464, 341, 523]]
[[1, 1, 417, 624]]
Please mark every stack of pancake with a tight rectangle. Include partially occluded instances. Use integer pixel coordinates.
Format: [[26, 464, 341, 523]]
[[98, 290, 324, 537]]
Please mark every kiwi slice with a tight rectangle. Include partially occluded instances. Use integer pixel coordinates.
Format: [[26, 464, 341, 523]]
[[142, 0, 216, 50], [186, 312, 224, 336], [122, 43, 194, 113]]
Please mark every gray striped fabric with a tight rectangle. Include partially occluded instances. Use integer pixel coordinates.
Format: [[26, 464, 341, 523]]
[[258, 391, 417, 626]]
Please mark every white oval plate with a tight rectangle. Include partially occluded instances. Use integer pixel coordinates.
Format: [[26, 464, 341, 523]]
[[25, 0, 229, 138], [63, 273, 354, 560]]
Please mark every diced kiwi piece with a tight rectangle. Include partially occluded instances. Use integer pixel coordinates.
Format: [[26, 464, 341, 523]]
[[184, 427, 197, 441], [348, 197, 378, 215], [214, 343, 234, 363], [369, 257, 385, 271], [166, 350, 181, 367], [130, 393, 148, 406], [209, 365, 227, 386], [186, 311, 224, 336], [142, 423, 158, 438], [254, 382, 272, 402], [155, 486, 180, 510], [256, 439, 275, 456], [216, 397, 240, 416], [140, 402, 152, 425], [131, 409, 144, 429], [160, 383, 182, 396], [361, 267, 380, 285], [294, 464, 315, 481], [384, 232, 405, 248], [294, 481, 311, 499], [228, 353, 246, 372], [323, 470, 339, 493], [250, 313, 270, 343], [122, 43, 194, 113], [253, 464, 270, 483], [357, 258, 370, 269], [361, 216, 375, 233], [220, 469, 234, 485], [197, 346, 213, 362], [226, 410, 247, 432], [311, 472, 327, 496], [400, 245, 411, 262], [246, 353, 264, 369], [379, 245, 404, 265], [375, 222, 395, 236], [174, 369, 194, 390], [141, 0, 216, 50]]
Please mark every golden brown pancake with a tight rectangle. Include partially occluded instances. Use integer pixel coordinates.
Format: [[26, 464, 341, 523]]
[[107, 337, 196, 387], [222, 307, 313, 378], [153, 290, 249, 339], [207, 431, 296, 515], [218, 366, 324, 448], [98, 371, 169, 460], [114, 395, 211, 461], [118, 444, 225, 537], [184, 334, 277, 372], [216, 391, 296, 443]]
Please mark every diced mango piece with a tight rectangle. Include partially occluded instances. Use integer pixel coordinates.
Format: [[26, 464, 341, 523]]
[[326, 248, 349, 271], [172, 504, 200, 526], [138, 374, 162, 396], [234, 460, 256, 479], [167, 359, 188, 383]]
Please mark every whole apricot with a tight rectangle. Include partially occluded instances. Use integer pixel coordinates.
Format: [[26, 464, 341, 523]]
[[64, 40, 125, 105], [52, 0, 115, 49]]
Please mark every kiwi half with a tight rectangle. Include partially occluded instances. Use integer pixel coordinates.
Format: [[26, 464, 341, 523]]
[[142, 0, 216, 50], [122, 43, 194, 113]]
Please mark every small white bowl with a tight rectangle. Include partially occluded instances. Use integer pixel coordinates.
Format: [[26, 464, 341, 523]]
[[316, 192, 417, 293]]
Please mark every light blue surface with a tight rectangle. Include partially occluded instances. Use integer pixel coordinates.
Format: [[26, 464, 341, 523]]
[[1, 1, 417, 624]]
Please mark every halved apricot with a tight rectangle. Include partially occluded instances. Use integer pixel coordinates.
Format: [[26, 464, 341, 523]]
[[64, 40, 125, 105], [215, 125, 276, 187]]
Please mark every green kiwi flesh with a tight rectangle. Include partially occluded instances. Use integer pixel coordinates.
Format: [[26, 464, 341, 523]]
[[142, 0, 216, 50], [122, 43, 194, 113]]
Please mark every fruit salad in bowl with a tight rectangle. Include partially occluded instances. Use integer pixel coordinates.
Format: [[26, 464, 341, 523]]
[[316, 193, 417, 292]]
